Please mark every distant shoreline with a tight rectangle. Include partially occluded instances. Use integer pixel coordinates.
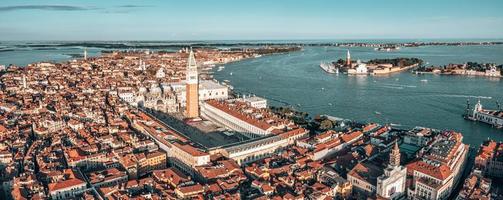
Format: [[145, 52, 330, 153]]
[[2, 41, 503, 50]]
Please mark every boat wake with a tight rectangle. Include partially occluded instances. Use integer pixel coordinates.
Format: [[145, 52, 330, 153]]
[[382, 83, 417, 88], [381, 86, 404, 90], [435, 94, 492, 99]]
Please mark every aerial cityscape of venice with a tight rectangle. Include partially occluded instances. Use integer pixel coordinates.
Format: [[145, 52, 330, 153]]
[[1, 1, 503, 200]]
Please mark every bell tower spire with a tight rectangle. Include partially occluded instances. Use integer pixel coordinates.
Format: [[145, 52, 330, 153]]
[[22, 74, 27, 89], [346, 50, 351, 66], [390, 140, 401, 167], [185, 48, 199, 118]]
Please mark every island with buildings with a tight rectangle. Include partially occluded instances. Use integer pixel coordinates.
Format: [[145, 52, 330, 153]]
[[320, 50, 423, 75], [0, 46, 502, 200], [415, 62, 502, 77]]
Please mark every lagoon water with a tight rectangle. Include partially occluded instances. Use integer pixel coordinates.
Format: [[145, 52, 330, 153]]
[[1, 41, 503, 147], [214, 45, 503, 147]]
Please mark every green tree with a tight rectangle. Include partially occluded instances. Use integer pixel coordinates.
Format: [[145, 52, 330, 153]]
[[319, 119, 334, 130]]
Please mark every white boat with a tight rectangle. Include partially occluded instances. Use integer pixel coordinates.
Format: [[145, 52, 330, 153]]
[[421, 79, 428, 83], [319, 62, 339, 74], [374, 46, 400, 51]]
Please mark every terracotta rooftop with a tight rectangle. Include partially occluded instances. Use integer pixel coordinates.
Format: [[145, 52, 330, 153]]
[[406, 160, 452, 180], [153, 168, 189, 186], [177, 183, 204, 194], [173, 142, 209, 157], [341, 131, 363, 143], [48, 169, 86, 192], [206, 99, 288, 131], [348, 162, 383, 185]]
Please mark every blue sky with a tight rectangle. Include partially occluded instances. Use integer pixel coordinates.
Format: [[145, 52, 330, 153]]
[[1, 0, 503, 40]]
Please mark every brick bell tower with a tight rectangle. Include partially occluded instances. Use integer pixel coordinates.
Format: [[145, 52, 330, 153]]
[[185, 48, 199, 119]]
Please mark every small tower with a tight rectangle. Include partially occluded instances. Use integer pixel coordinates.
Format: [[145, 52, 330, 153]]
[[22, 74, 27, 89], [389, 141, 401, 167], [137, 57, 147, 71], [475, 99, 483, 111], [346, 50, 351, 66], [155, 67, 165, 78], [84, 48, 88, 60], [465, 99, 471, 116], [473, 99, 483, 117]]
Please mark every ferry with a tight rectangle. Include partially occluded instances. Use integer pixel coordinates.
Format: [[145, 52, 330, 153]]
[[374, 46, 400, 52], [319, 62, 339, 74]]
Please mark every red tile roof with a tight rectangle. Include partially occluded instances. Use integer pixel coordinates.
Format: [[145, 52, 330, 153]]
[[0, 125, 7, 133], [278, 128, 307, 139], [173, 142, 208, 157], [153, 168, 189, 186], [341, 131, 362, 143], [177, 184, 204, 194], [196, 159, 243, 180], [206, 100, 287, 131], [48, 177, 85, 192], [406, 160, 452, 180], [348, 162, 383, 185]]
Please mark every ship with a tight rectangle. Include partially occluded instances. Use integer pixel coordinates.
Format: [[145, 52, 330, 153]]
[[319, 62, 339, 74], [374, 46, 400, 52]]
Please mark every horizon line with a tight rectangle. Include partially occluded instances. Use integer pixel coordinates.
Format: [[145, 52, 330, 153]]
[[2, 37, 503, 43]]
